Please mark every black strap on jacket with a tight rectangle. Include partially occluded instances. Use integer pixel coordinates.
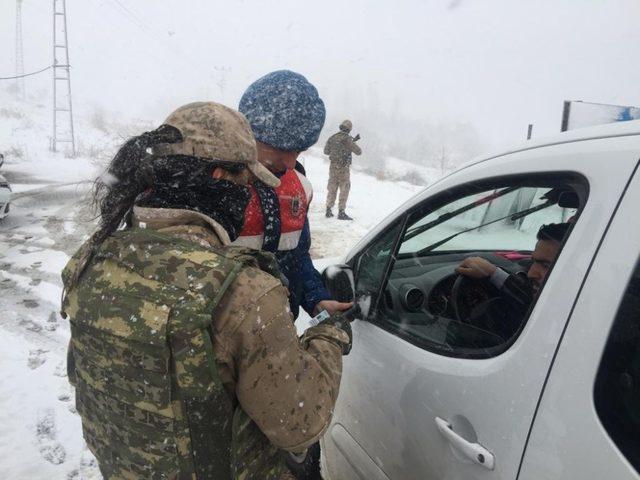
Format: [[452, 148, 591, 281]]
[[253, 180, 281, 252]]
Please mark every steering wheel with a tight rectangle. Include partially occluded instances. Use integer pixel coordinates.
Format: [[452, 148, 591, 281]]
[[450, 273, 502, 324]]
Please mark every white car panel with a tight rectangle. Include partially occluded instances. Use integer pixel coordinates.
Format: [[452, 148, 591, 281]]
[[322, 133, 640, 479], [519, 162, 640, 479]]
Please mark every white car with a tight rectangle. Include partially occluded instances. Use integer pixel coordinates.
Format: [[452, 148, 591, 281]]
[[0, 173, 11, 220], [320, 120, 640, 479]]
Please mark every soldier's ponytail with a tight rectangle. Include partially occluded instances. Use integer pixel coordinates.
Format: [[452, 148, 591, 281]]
[[90, 124, 182, 248], [63, 125, 182, 291]]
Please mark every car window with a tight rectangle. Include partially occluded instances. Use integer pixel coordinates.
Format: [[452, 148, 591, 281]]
[[594, 259, 640, 473], [355, 221, 404, 308], [369, 178, 584, 358], [400, 186, 573, 254]]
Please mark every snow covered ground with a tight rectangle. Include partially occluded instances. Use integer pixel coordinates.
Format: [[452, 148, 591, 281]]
[[0, 90, 438, 478], [0, 178, 101, 479], [301, 147, 428, 260]]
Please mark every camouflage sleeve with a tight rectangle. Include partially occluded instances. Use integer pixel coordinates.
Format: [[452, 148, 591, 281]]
[[350, 139, 362, 156], [224, 277, 347, 452]]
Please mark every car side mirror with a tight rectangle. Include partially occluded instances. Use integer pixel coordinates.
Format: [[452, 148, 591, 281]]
[[322, 264, 355, 303], [0, 153, 4, 169]]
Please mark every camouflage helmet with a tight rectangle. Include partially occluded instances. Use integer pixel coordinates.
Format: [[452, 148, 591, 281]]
[[153, 101, 280, 187], [339, 120, 352, 133]]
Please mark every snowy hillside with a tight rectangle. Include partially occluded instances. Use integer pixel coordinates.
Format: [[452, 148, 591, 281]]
[[0, 90, 439, 479]]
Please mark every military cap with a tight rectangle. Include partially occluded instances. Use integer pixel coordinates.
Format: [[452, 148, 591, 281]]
[[154, 101, 280, 187], [339, 120, 352, 133]]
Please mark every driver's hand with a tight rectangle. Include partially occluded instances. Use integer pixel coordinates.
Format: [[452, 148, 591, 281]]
[[456, 257, 497, 279]]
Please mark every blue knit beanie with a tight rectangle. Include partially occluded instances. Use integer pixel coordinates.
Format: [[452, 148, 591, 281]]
[[239, 70, 326, 152]]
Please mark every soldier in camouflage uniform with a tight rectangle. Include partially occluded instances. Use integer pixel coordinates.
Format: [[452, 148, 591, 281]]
[[61, 102, 352, 480], [324, 120, 362, 220]]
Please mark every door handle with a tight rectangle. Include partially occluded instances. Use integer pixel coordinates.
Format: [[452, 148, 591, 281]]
[[435, 417, 495, 470]]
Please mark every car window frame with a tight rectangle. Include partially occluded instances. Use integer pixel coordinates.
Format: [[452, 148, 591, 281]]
[[352, 217, 409, 314], [352, 171, 589, 359]]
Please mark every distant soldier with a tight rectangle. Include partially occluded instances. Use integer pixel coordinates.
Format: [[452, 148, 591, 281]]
[[324, 120, 361, 220], [61, 101, 352, 479]]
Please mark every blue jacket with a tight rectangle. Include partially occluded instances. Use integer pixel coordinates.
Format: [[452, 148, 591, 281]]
[[235, 162, 331, 319], [275, 163, 330, 318], [276, 217, 331, 319]]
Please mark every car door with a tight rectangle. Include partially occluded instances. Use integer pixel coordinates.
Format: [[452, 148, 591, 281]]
[[519, 160, 640, 479], [321, 136, 640, 480]]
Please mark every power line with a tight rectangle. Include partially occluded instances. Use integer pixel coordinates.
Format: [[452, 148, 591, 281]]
[[111, 0, 147, 29], [15, 0, 25, 98], [103, 0, 214, 79], [84, 0, 175, 69], [0, 65, 53, 80]]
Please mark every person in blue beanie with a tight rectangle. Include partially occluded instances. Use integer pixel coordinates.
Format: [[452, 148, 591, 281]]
[[234, 70, 353, 320]]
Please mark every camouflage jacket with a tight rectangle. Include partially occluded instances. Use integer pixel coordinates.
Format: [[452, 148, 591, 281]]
[[62, 206, 349, 478], [324, 131, 362, 167]]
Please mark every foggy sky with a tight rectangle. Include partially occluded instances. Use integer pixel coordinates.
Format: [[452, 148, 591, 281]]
[[1, 0, 640, 153]]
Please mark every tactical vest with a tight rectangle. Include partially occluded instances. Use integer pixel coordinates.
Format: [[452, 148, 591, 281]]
[[61, 228, 281, 480], [325, 132, 353, 167]]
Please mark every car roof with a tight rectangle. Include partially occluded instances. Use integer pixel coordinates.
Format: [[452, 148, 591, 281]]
[[460, 119, 640, 171], [344, 120, 640, 262]]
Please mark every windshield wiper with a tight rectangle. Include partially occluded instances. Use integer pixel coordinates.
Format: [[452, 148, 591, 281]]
[[403, 186, 520, 242], [415, 197, 556, 255]]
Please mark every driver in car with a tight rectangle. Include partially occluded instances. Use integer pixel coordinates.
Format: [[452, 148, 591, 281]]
[[456, 222, 571, 321]]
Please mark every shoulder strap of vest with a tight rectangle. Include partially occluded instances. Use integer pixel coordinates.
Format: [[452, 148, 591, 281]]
[[106, 228, 289, 313], [223, 246, 288, 288], [252, 181, 281, 253], [60, 238, 98, 319], [134, 228, 277, 280], [108, 227, 250, 310]]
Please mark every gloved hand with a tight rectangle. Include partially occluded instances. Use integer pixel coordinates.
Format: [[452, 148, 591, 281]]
[[301, 305, 359, 356], [353, 133, 361, 142], [318, 311, 352, 355]]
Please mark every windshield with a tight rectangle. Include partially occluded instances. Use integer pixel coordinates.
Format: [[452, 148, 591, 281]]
[[399, 187, 576, 255]]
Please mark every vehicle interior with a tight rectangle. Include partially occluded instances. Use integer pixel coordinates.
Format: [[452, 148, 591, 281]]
[[356, 177, 586, 358]]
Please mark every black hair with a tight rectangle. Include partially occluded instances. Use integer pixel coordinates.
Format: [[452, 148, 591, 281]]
[[537, 222, 571, 244], [91, 124, 181, 247], [64, 124, 246, 292], [91, 124, 245, 248]]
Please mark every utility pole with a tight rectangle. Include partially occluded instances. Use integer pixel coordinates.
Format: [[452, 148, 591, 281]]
[[560, 101, 571, 132], [52, 0, 76, 155], [439, 145, 447, 174], [15, 0, 25, 99]]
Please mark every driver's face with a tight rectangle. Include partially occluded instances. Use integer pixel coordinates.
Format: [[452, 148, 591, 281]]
[[527, 239, 561, 294]]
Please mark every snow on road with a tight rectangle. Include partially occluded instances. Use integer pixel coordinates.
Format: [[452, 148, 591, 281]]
[[0, 140, 434, 479], [0, 167, 100, 478]]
